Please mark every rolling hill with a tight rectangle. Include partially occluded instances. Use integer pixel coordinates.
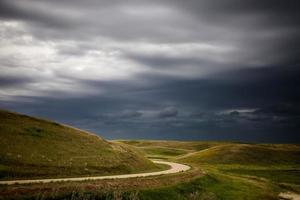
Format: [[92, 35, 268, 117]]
[[178, 143, 300, 166], [0, 110, 159, 180]]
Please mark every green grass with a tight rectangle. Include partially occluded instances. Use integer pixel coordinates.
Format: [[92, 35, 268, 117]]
[[178, 143, 300, 166], [139, 147, 189, 157], [224, 168, 300, 185], [175, 142, 300, 199], [1, 135, 300, 199], [138, 172, 276, 200], [0, 110, 159, 180], [128, 141, 300, 199], [115, 140, 299, 199], [119, 140, 223, 151]]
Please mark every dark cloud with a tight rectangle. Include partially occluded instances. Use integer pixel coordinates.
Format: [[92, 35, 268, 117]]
[[0, 75, 35, 88], [254, 103, 300, 117], [0, 0, 299, 142], [126, 53, 213, 69], [119, 110, 143, 118], [0, 0, 71, 28], [2, 63, 299, 142], [174, 0, 300, 25], [229, 111, 240, 117], [158, 107, 178, 118]]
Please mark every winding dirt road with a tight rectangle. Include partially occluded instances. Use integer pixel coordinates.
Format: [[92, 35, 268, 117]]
[[0, 160, 190, 185]]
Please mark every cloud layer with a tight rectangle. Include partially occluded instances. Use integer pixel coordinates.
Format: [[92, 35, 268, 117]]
[[0, 0, 300, 142]]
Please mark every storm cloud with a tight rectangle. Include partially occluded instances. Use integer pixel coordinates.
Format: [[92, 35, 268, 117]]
[[0, 0, 299, 142]]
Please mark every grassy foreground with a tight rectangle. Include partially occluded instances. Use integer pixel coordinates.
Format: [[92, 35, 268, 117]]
[[2, 140, 298, 199], [1, 113, 300, 200], [0, 110, 159, 180], [122, 140, 300, 200]]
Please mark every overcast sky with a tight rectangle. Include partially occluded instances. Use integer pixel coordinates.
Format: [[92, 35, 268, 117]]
[[0, 0, 299, 142]]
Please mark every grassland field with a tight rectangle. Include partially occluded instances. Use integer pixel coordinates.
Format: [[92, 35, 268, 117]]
[[2, 139, 298, 199], [1, 110, 300, 199], [119, 140, 300, 200], [0, 110, 161, 180]]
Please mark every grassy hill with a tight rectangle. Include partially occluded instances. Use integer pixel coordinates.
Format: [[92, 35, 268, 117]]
[[174, 142, 300, 199], [0, 110, 159, 180], [120, 140, 300, 199], [120, 140, 222, 151], [119, 140, 224, 159], [1, 139, 300, 199], [178, 143, 300, 166]]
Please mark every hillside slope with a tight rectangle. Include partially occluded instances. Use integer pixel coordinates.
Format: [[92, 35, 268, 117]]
[[0, 110, 158, 180], [178, 143, 300, 166], [120, 140, 222, 151]]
